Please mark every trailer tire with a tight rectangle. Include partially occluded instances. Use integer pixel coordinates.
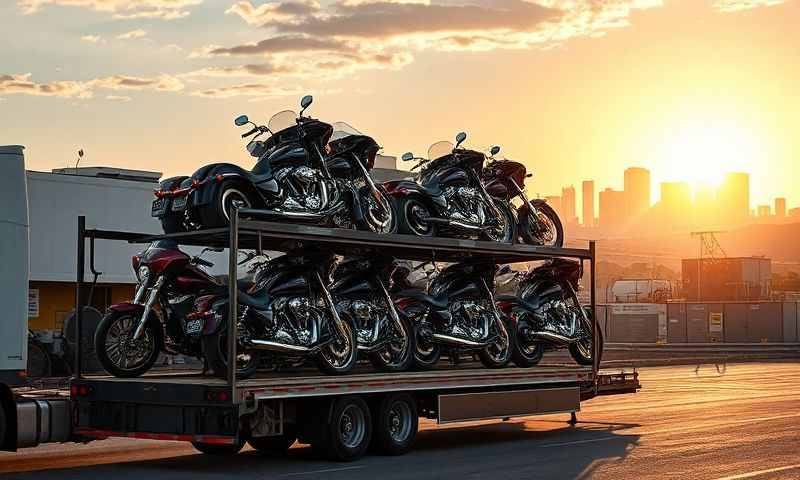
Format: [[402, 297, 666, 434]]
[[191, 439, 244, 455], [313, 396, 372, 462], [371, 393, 418, 456], [248, 427, 297, 456]]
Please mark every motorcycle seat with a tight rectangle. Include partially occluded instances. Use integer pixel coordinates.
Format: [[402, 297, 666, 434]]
[[496, 294, 540, 313], [396, 289, 449, 309], [238, 290, 271, 311]]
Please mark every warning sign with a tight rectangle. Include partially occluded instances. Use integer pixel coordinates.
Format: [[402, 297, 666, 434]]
[[709, 312, 723, 333], [28, 288, 39, 318]]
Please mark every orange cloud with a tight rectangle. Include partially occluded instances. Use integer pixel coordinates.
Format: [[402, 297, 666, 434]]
[[17, 0, 202, 20]]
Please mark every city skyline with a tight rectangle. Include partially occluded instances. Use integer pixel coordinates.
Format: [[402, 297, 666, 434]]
[[2, 1, 799, 209]]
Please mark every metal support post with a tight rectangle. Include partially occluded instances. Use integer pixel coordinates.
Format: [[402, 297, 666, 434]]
[[227, 207, 239, 402], [74, 216, 86, 379]]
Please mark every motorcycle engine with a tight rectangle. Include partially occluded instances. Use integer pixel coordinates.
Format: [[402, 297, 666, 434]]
[[444, 186, 486, 226], [275, 166, 326, 212], [339, 299, 386, 345], [449, 300, 488, 340], [537, 300, 577, 337]]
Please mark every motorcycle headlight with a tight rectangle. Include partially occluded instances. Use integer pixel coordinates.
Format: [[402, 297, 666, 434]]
[[137, 266, 150, 283]]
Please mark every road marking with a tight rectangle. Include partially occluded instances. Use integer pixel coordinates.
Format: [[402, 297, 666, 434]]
[[281, 466, 366, 477], [710, 464, 800, 480]]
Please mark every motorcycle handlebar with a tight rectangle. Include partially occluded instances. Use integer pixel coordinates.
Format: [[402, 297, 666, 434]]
[[194, 257, 214, 268], [241, 126, 259, 138]]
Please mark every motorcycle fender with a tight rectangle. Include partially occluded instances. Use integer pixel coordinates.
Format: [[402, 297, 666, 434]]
[[108, 302, 145, 314], [383, 180, 426, 198], [190, 163, 252, 206], [530, 198, 548, 207], [201, 299, 229, 336]]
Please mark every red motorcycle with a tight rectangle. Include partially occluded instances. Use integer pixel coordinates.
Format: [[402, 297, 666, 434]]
[[94, 240, 259, 377], [482, 155, 563, 247]]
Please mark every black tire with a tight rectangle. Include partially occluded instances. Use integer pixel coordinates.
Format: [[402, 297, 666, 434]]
[[368, 315, 415, 372], [160, 212, 186, 234], [371, 393, 418, 456], [94, 310, 163, 378], [192, 439, 245, 455], [519, 203, 563, 247], [480, 202, 517, 244], [202, 328, 260, 380], [569, 310, 603, 366], [200, 180, 254, 228], [397, 197, 436, 237], [27, 339, 51, 379], [313, 396, 372, 462], [412, 320, 441, 370], [510, 317, 545, 368], [248, 427, 297, 456], [317, 315, 358, 375], [0, 400, 6, 449], [478, 313, 514, 369], [359, 185, 399, 234]]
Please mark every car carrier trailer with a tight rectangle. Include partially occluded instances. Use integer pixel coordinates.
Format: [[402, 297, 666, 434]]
[[59, 210, 639, 460]]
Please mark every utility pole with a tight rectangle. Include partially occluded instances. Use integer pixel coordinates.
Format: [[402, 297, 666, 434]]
[[690, 231, 727, 300]]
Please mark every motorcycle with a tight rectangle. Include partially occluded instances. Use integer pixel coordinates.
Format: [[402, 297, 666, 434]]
[[331, 256, 415, 371], [198, 250, 359, 378], [384, 132, 516, 243], [93, 241, 258, 378], [392, 259, 514, 370], [495, 259, 602, 367], [482, 156, 563, 247], [152, 96, 397, 235]]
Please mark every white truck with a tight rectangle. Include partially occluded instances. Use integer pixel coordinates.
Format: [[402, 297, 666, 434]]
[[1, 145, 72, 450]]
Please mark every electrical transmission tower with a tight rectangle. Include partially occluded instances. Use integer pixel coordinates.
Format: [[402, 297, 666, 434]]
[[690, 231, 727, 300]]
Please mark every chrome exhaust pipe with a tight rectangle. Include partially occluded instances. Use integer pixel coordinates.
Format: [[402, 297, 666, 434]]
[[424, 217, 489, 231], [248, 339, 318, 354], [529, 331, 577, 344], [431, 333, 490, 348]]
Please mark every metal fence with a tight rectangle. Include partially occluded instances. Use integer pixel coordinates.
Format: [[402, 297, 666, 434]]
[[597, 301, 800, 344]]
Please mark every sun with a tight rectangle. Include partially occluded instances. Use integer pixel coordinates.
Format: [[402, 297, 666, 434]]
[[657, 119, 761, 188]]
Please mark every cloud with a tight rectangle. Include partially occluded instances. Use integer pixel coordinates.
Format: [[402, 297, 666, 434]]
[[225, 0, 321, 26], [183, 63, 300, 77], [17, 0, 203, 20], [712, 0, 788, 12], [191, 83, 305, 99], [117, 29, 147, 40], [81, 34, 103, 43], [0, 73, 184, 99], [205, 35, 354, 56], [0, 73, 91, 98], [105, 95, 132, 102]]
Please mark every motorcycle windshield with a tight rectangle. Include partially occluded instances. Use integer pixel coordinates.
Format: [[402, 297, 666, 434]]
[[268, 110, 298, 134], [330, 121, 364, 142], [428, 141, 454, 161]]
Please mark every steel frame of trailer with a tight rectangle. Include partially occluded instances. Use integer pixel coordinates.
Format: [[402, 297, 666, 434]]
[[69, 210, 633, 449], [73, 208, 600, 391]]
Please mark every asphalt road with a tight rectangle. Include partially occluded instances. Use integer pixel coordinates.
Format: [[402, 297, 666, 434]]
[[2, 362, 798, 480]]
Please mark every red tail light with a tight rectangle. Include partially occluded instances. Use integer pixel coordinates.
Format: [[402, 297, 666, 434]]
[[395, 297, 415, 311], [497, 300, 514, 313]]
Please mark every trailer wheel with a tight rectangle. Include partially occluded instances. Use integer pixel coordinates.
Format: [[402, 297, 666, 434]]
[[191, 439, 244, 455], [371, 393, 418, 456], [313, 396, 372, 462], [248, 427, 297, 456]]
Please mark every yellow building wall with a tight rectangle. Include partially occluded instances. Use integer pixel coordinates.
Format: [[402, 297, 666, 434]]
[[28, 281, 136, 332]]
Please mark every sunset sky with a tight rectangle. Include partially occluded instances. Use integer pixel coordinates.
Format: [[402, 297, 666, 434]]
[[2, 0, 798, 209]]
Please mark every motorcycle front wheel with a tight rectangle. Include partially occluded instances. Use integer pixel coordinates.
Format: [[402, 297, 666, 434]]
[[317, 315, 358, 375], [478, 314, 514, 368], [368, 315, 415, 372], [519, 203, 564, 247], [359, 185, 399, 234], [202, 329, 260, 380], [480, 202, 516, 244], [94, 310, 163, 378], [569, 311, 603, 366]]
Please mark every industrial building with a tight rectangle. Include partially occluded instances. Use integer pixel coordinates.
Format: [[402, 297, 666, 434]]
[[681, 257, 772, 302]]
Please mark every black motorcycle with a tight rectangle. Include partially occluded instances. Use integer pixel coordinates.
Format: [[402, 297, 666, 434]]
[[152, 96, 397, 234], [384, 132, 515, 243], [331, 256, 415, 371], [392, 259, 514, 369], [200, 250, 359, 377], [495, 259, 602, 367]]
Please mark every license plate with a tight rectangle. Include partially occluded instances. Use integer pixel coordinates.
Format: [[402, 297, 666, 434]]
[[185, 318, 203, 335], [151, 198, 166, 217], [172, 196, 187, 212]]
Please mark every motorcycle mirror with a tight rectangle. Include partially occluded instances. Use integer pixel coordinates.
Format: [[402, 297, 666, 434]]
[[234, 115, 249, 126], [455, 132, 467, 148], [401, 152, 414, 162], [490, 145, 501, 156], [299, 95, 313, 115]]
